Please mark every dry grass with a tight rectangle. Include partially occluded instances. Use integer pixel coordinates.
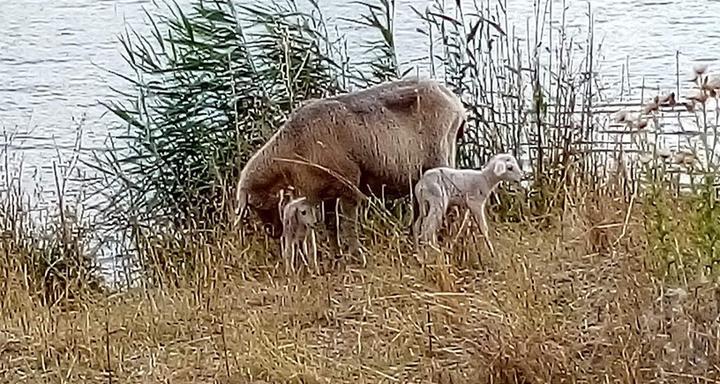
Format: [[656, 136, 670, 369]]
[[3, 192, 720, 384]]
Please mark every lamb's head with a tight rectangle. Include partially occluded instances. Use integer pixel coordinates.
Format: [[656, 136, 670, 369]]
[[283, 197, 319, 230], [489, 153, 523, 183]]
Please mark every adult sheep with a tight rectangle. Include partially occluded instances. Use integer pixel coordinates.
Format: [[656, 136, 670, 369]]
[[234, 78, 466, 255]]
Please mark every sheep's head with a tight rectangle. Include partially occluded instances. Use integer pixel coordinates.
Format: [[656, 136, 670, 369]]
[[490, 153, 523, 183], [284, 197, 319, 230]]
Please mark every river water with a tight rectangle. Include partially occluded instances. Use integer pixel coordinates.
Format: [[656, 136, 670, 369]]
[[0, 0, 719, 270]]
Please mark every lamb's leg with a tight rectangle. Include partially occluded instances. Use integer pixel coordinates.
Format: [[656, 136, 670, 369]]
[[282, 234, 291, 275], [412, 197, 426, 248], [300, 237, 309, 271], [452, 208, 471, 242], [290, 240, 300, 275], [301, 231, 316, 274], [416, 182, 447, 247], [412, 215, 423, 248], [309, 230, 319, 275], [467, 199, 497, 258], [420, 205, 444, 247]]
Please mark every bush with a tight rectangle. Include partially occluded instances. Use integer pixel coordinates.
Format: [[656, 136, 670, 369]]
[[101, 0, 352, 228]]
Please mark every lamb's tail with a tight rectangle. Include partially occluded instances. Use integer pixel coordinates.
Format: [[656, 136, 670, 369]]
[[413, 182, 429, 220]]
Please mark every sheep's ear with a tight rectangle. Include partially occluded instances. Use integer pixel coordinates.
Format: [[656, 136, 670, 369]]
[[493, 160, 506, 177]]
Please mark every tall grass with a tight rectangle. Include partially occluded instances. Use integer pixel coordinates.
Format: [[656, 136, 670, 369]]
[[100, 0, 349, 229], [0, 126, 101, 311], [91, 0, 720, 284], [635, 65, 720, 284], [99, 0, 607, 241]]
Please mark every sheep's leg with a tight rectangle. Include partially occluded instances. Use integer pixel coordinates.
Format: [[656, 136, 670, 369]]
[[324, 198, 342, 256], [326, 161, 362, 265], [339, 196, 363, 264], [467, 200, 497, 259], [416, 182, 446, 245], [233, 188, 248, 228], [446, 114, 463, 168], [427, 135, 454, 170], [446, 140, 456, 169]]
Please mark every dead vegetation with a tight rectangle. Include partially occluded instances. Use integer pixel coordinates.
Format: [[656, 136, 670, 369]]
[[2, 186, 720, 383]]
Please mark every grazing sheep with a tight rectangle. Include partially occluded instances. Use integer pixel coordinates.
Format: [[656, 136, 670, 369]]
[[278, 190, 320, 275], [412, 153, 523, 254], [234, 78, 466, 257]]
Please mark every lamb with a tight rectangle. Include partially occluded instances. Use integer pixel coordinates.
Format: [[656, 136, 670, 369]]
[[278, 190, 320, 275], [412, 153, 523, 255], [234, 78, 466, 257]]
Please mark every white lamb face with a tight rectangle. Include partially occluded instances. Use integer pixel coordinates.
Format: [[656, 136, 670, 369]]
[[492, 153, 523, 183], [295, 201, 319, 228]]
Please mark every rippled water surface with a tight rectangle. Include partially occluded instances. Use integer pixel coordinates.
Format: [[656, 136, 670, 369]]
[[0, 0, 719, 204]]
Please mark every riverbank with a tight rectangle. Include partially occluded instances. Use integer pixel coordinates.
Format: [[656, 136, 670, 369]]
[[3, 191, 719, 383], [3, 0, 720, 381]]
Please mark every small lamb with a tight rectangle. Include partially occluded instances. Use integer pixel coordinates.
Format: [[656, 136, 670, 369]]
[[278, 191, 320, 275], [412, 153, 523, 254]]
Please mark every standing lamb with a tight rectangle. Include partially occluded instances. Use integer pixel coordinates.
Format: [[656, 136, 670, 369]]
[[278, 190, 320, 275], [412, 153, 523, 255], [234, 78, 466, 257]]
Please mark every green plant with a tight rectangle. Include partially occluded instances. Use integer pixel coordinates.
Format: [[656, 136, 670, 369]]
[[100, 0, 347, 228], [688, 173, 720, 274], [342, 0, 402, 84]]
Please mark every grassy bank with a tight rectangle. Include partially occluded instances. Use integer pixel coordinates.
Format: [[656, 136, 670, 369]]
[[2, 189, 720, 383]]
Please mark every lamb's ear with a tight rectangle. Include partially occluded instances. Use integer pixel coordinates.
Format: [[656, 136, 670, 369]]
[[278, 189, 287, 218], [493, 160, 506, 177], [286, 206, 298, 230]]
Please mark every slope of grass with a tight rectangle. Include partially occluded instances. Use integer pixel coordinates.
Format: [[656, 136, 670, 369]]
[[3, 193, 719, 383]]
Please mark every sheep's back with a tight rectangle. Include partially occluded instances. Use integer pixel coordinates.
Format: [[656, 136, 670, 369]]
[[338, 81, 465, 196], [238, 78, 465, 207]]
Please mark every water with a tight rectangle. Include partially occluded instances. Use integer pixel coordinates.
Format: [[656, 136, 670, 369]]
[[0, 0, 719, 265]]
